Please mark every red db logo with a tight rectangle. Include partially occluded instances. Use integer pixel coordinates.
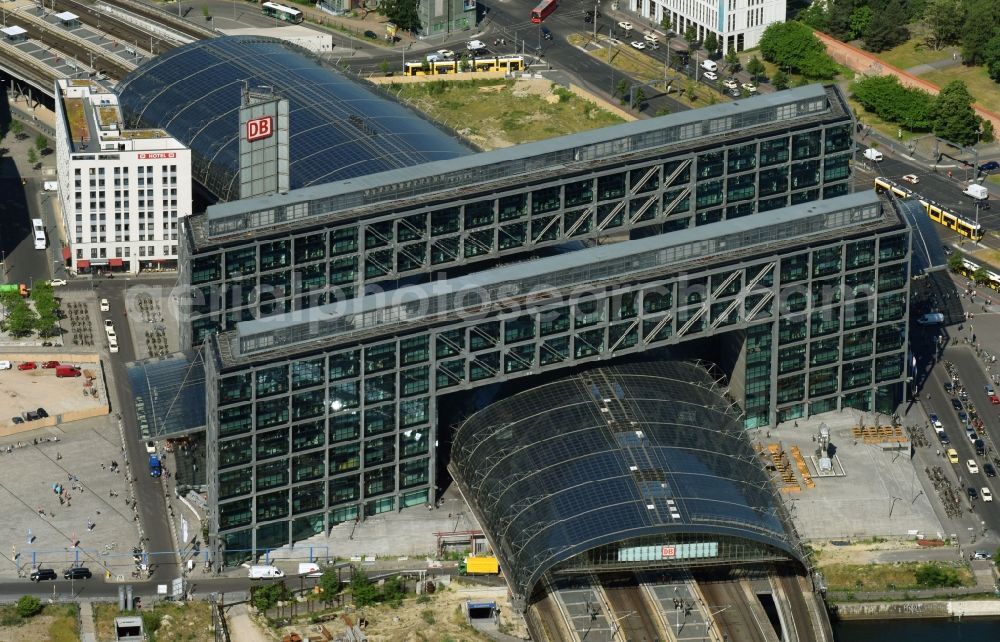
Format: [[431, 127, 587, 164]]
[[246, 116, 273, 142]]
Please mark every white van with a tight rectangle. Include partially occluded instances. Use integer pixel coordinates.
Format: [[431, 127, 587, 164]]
[[700, 59, 718, 72], [248, 565, 285, 579], [964, 183, 989, 200], [109, 337, 119, 354], [863, 148, 883, 161], [0, 361, 12, 370]]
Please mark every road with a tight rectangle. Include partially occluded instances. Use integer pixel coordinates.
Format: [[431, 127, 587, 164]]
[[0, 176, 51, 288]]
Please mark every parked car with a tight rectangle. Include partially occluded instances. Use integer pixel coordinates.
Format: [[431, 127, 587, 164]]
[[958, 411, 969, 424], [967, 459, 980, 474], [983, 487, 994, 502], [991, 395, 999, 405], [30, 568, 57, 582], [17, 362, 36, 370], [980, 160, 1000, 173], [145, 440, 157, 454], [22, 410, 39, 421], [901, 174, 919, 184], [100, 299, 109, 312], [41, 361, 59, 369], [938, 431, 950, 445], [741, 82, 758, 93], [630, 40, 646, 50], [63, 566, 92, 580], [985, 463, 997, 477], [703, 70, 718, 80], [0, 360, 11, 370], [987, 384, 995, 396], [618, 21, 633, 31], [968, 486, 979, 500], [48, 278, 67, 287], [973, 550, 993, 559], [723, 78, 738, 89], [728, 87, 741, 97], [11, 416, 23, 425], [951, 397, 963, 410], [929, 413, 943, 428], [37, 407, 48, 419]]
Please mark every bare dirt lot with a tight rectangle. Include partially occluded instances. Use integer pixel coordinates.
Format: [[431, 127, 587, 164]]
[[0, 357, 106, 433]]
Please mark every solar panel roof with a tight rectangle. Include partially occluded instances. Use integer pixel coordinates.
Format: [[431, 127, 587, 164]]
[[115, 36, 470, 201]]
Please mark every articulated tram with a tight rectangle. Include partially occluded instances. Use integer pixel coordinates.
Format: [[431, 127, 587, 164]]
[[874, 177, 984, 241]]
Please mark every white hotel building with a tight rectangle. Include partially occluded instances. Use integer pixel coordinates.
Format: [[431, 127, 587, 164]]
[[631, 0, 786, 52], [55, 79, 191, 275]]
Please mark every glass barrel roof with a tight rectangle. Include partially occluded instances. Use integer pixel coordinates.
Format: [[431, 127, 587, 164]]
[[448, 361, 801, 603], [115, 36, 471, 201]]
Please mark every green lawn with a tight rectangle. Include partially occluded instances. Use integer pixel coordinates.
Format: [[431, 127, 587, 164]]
[[848, 96, 924, 143], [921, 64, 1000, 109], [876, 39, 956, 71], [386, 79, 625, 149]]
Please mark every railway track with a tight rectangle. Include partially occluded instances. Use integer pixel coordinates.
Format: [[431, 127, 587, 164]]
[[601, 574, 661, 642], [699, 578, 772, 642], [776, 573, 821, 642], [99, 0, 214, 40], [51, 0, 185, 55]]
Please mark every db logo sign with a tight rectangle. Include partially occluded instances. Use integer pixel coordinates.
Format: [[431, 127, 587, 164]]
[[661, 546, 676, 558], [246, 116, 273, 142]]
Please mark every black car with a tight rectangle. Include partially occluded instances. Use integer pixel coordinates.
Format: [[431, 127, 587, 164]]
[[980, 160, 1000, 173], [958, 411, 969, 424], [976, 439, 986, 455], [37, 407, 48, 418], [951, 397, 963, 410], [22, 410, 39, 421], [11, 416, 23, 425], [541, 26, 552, 40], [30, 568, 57, 582], [985, 463, 996, 477], [939, 432, 950, 445], [728, 87, 741, 97], [63, 566, 92, 580], [968, 487, 979, 500]]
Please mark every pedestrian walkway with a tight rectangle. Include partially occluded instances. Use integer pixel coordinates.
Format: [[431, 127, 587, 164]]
[[905, 54, 962, 77], [79, 600, 96, 642]]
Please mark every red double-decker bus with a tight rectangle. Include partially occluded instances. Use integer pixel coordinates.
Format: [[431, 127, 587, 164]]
[[531, 0, 557, 23]]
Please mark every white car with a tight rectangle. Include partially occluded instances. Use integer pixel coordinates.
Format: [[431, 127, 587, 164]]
[[983, 487, 994, 502], [145, 440, 157, 454], [643, 33, 658, 44], [723, 78, 738, 89], [703, 71, 718, 81], [104, 319, 114, 330], [100, 299, 110, 312], [618, 21, 633, 31], [742, 82, 758, 93], [630, 41, 646, 50], [48, 278, 67, 287], [967, 459, 980, 474], [902, 174, 919, 184], [467, 39, 486, 51], [436, 49, 455, 60]]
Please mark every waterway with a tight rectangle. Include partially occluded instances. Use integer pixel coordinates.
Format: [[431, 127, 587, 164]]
[[833, 618, 1000, 640]]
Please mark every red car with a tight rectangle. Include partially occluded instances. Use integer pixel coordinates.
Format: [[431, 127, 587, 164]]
[[41, 361, 60, 369], [17, 362, 37, 370], [990, 395, 999, 405]]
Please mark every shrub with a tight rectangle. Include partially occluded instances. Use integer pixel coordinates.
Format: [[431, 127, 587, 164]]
[[16, 596, 42, 619], [421, 609, 436, 624]]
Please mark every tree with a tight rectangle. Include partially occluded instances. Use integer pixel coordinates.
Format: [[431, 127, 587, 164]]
[[379, 0, 421, 33], [850, 6, 873, 40], [350, 567, 379, 607], [27, 147, 37, 165], [704, 32, 718, 55], [960, 0, 1000, 65], [824, 0, 856, 40], [318, 567, 342, 602], [15, 596, 42, 619], [9, 120, 23, 140], [660, 15, 677, 35], [382, 575, 405, 606], [984, 32, 1000, 82], [684, 25, 699, 48], [925, 0, 966, 49], [251, 582, 289, 611], [932, 80, 981, 146], [759, 20, 838, 79], [948, 251, 964, 273], [863, 0, 909, 52], [851, 75, 936, 131], [974, 267, 989, 284], [798, 0, 829, 31], [772, 69, 790, 90], [35, 134, 48, 152], [982, 119, 995, 143], [747, 56, 766, 82], [725, 46, 740, 73], [633, 87, 646, 110], [685, 80, 698, 102], [615, 79, 630, 105]]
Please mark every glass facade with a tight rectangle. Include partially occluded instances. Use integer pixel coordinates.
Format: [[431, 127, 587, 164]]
[[205, 193, 909, 558], [182, 114, 855, 346]]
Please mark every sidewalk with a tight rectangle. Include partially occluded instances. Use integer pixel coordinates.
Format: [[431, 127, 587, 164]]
[[79, 601, 97, 642]]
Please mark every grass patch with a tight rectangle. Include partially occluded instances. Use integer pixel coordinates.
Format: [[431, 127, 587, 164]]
[[876, 39, 955, 70], [921, 64, 1000, 108], [94, 602, 213, 642], [820, 561, 974, 592], [386, 78, 625, 149], [45, 604, 80, 642], [848, 96, 924, 143]]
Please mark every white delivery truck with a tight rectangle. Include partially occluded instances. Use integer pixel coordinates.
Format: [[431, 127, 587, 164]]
[[248, 565, 285, 579], [963, 183, 989, 201], [863, 148, 883, 161]]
